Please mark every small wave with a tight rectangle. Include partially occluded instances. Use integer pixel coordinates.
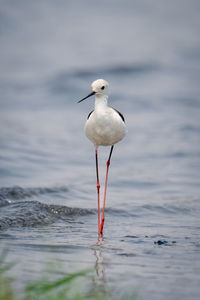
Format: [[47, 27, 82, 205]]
[[109, 202, 200, 219], [0, 200, 95, 230], [0, 185, 68, 204], [105, 207, 139, 218], [141, 203, 199, 215]]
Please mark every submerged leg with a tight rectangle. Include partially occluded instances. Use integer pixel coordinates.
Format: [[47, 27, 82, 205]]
[[95, 148, 101, 236], [100, 145, 114, 236]]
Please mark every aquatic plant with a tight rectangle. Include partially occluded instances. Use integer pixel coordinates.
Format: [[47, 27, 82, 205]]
[[0, 250, 109, 300], [0, 249, 139, 300]]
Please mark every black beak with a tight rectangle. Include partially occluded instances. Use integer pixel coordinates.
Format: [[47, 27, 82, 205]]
[[77, 91, 95, 103]]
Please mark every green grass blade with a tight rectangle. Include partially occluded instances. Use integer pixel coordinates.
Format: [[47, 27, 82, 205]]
[[26, 269, 92, 295]]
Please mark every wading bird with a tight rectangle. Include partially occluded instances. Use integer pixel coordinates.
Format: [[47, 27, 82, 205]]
[[78, 79, 126, 237]]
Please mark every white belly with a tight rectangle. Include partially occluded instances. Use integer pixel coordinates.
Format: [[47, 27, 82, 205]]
[[85, 109, 126, 148]]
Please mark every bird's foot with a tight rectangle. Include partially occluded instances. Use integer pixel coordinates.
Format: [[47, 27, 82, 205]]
[[98, 225, 102, 237], [99, 217, 104, 236]]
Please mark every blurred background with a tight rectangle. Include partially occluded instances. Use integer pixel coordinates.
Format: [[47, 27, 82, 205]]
[[0, 0, 199, 189], [0, 0, 200, 299]]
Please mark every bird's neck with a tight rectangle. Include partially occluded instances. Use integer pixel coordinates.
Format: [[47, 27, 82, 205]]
[[95, 95, 108, 111]]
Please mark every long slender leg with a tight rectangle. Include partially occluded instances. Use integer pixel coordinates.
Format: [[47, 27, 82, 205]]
[[95, 148, 101, 236], [100, 145, 114, 236]]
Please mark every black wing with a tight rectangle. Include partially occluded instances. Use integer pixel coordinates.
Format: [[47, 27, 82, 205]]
[[87, 110, 94, 119], [113, 108, 125, 123]]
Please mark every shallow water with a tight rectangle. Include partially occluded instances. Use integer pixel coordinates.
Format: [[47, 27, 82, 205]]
[[0, 0, 200, 299]]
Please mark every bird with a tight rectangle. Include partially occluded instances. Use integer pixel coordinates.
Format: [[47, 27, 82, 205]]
[[78, 79, 126, 237]]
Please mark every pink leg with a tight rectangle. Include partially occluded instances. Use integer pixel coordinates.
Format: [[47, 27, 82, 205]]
[[100, 145, 114, 236], [95, 148, 101, 237]]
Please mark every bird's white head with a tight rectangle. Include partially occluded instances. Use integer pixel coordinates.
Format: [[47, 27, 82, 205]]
[[91, 79, 109, 97], [78, 79, 109, 103]]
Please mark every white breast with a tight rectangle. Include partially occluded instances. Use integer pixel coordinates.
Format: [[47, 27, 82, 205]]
[[85, 107, 126, 148]]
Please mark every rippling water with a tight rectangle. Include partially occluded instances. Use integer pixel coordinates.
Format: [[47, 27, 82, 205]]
[[0, 0, 200, 299]]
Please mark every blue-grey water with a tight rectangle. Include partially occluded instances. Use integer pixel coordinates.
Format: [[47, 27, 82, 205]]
[[0, 0, 200, 299]]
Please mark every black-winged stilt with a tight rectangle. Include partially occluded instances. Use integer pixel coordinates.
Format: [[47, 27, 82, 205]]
[[78, 79, 126, 237]]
